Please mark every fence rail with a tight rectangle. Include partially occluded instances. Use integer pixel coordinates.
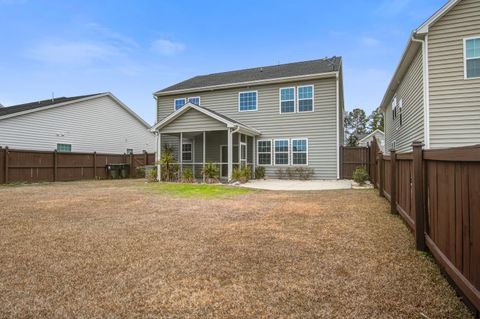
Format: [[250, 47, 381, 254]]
[[375, 142, 480, 314], [0, 147, 155, 184]]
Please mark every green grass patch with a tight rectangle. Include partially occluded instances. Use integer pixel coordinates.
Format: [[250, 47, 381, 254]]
[[146, 182, 254, 198]]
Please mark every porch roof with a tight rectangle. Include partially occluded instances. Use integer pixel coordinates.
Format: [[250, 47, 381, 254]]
[[150, 103, 261, 136]]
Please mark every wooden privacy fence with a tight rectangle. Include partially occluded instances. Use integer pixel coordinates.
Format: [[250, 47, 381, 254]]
[[340, 137, 379, 184], [376, 142, 480, 313], [0, 147, 155, 184]]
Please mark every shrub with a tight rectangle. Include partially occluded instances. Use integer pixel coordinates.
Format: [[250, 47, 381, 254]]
[[232, 165, 252, 183], [146, 167, 157, 182], [255, 166, 265, 179], [286, 167, 295, 179], [297, 167, 314, 180], [158, 144, 179, 182], [202, 162, 219, 183], [181, 168, 195, 183], [353, 166, 369, 185], [135, 166, 145, 178], [232, 167, 242, 181], [276, 168, 286, 179]]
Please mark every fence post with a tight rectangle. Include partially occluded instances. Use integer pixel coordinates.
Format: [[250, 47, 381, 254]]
[[378, 151, 384, 197], [53, 150, 58, 182], [130, 153, 134, 178], [390, 149, 397, 214], [412, 141, 426, 251], [144, 150, 148, 166], [4, 146, 9, 184], [93, 152, 97, 179], [339, 146, 343, 179]]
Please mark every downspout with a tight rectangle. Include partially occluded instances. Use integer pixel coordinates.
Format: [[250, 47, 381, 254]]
[[411, 33, 430, 149]]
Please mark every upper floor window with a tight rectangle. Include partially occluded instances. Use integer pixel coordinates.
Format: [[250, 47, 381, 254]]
[[174, 98, 186, 110], [297, 85, 313, 112], [57, 143, 71, 152], [239, 91, 257, 111], [280, 87, 295, 113], [392, 96, 397, 120], [188, 97, 200, 105], [465, 37, 480, 79], [398, 99, 403, 126]]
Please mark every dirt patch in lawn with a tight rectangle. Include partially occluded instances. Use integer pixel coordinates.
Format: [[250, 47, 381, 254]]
[[0, 180, 472, 318]]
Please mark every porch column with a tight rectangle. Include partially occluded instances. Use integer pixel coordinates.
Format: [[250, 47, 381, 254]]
[[156, 132, 162, 182], [238, 132, 241, 167], [252, 136, 256, 177], [202, 131, 206, 183], [227, 128, 233, 182], [179, 132, 183, 177]]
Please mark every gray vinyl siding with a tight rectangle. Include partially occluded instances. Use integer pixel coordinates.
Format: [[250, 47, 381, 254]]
[[385, 49, 424, 153], [0, 96, 155, 153], [427, 0, 480, 148], [161, 109, 227, 133], [157, 77, 339, 179]]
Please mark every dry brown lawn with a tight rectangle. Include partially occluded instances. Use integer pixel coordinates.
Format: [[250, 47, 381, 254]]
[[0, 180, 472, 318]]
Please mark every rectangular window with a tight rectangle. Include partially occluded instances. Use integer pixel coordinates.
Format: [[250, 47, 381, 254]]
[[392, 96, 397, 120], [239, 91, 257, 111], [465, 37, 480, 79], [257, 140, 271, 165], [291, 139, 308, 165], [274, 139, 289, 165], [182, 143, 192, 161], [297, 85, 313, 112], [188, 97, 200, 105], [126, 148, 133, 154], [280, 87, 295, 113], [57, 143, 71, 152], [399, 99, 403, 126], [174, 98, 186, 110]]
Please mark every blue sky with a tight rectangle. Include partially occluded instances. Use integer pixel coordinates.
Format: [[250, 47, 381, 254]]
[[0, 0, 445, 124]]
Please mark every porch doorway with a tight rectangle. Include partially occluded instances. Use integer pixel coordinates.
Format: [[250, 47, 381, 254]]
[[220, 145, 238, 178]]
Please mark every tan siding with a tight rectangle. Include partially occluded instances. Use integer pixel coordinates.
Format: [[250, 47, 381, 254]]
[[157, 77, 339, 179], [161, 109, 227, 133], [385, 49, 425, 153], [428, 0, 480, 148]]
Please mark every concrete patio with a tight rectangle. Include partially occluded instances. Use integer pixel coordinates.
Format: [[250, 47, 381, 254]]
[[240, 179, 352, 191]]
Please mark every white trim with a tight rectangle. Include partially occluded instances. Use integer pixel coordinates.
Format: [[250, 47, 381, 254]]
[[291, 138, 309, 166], [416, 0, 460, 34], [358, 129, 385, 144], [238, 90, 258, 112], [464, 36, 480, 80], [154, 72, 338, 96], [273, 138, 290, 166], [182, 142, 193, 162], [256, 139, 272, 166], [173, 98, 187, 111], [297, 85, 314, 113], [188, 96, 201, 105], [335, 75, 340, 179], [279, 87, 296, 114], [0, 92, 151, 128]]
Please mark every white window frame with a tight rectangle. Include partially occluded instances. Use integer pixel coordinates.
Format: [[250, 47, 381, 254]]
[[398, 99, 403, 126], [238, 90, 258, 112], [291, 138, 309, 166], [273, 138, 290, 166], [56, 143, 72, 152], [188, 96, 201, 105], [464, 36, 480, 80], [174, 98, 187, 111], [256, 139, 272, 166], [297, 85, 314, 113], [392, 95, 397, 120], [182, 142, 192, 162], [279, 87, 296, 114]]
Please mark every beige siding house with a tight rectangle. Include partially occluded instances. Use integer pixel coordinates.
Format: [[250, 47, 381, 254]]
[[380, 0, 480, 152], [151, 58, 345, 181]]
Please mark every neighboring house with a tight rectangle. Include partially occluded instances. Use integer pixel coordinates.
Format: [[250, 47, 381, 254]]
[[358, 129, 385, 151], [380, 0, 480, 153], [151, 57, 345, 180], [0, 93, 154, 153]]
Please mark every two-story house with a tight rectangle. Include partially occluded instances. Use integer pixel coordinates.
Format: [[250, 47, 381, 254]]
[[151, 57, 344, 181], [380, 0, 480, 153]]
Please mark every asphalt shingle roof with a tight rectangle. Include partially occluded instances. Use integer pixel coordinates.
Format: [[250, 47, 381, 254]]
[[0, 93, 103, 117], [157, 57, 341, 94]]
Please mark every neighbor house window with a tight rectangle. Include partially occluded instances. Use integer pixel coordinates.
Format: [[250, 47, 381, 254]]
[[126, 148, 133, 154], [274, 139, 289, 165], [182, 143, 192, 161], [398, 99, 403, 126], [57, 143, 71, 152], [257, 140, 272, 165], [280, 87, 295, 113], [297, 85, 313, 112], [188, 97, 200, 105], [392, 96, 397, 120], [465, 37, 480, 79], [291, 139, 308, 165], [174, 98, 186, 110], [239, 91, 257, 111]]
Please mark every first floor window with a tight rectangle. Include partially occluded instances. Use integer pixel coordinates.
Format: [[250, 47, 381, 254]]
[[126, 148, 133, 154], [174, 98, 186, 110], [188, 97, 200, 105], [57, 143, 71, 152], [292, 139, 307, 165], [257, 140, 271, 165], [182, 143, 192, 161], [466, 37, 480, 79], [297, 85, 313, 112], [239, 91, 257, 111], [280, 87, 295, 113], [274, 139, 289, 165]]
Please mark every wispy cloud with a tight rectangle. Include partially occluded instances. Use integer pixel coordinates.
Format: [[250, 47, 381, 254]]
[[151, 39, 185, 56]]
